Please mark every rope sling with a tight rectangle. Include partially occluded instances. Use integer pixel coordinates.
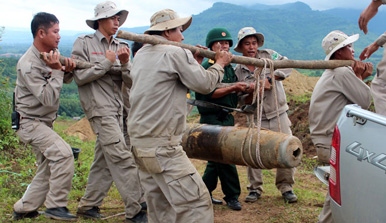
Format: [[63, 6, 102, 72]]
[[241, 58, 282, 169]]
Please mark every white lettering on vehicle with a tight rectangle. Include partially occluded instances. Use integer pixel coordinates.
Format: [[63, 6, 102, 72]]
[[346, 142, 386, 173]]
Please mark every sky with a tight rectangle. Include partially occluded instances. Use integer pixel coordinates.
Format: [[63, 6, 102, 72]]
[[0, 0, 374, 31]]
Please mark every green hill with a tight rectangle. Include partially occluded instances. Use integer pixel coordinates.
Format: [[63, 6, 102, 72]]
[[1, 1, 384, 117]]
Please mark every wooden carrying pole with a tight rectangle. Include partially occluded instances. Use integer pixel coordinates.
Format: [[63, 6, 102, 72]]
[[39, 53, 94, 69], [116, 30, 353, 70]]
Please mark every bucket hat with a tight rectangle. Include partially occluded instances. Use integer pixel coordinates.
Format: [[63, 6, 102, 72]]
[[322, 30, 359, 60], [86, 1, 128, 30], [234, 27, 264, 53], [144, 9, 192, 34]]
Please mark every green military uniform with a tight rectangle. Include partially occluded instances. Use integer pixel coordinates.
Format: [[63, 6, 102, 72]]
[[195, 59, 241, 203]]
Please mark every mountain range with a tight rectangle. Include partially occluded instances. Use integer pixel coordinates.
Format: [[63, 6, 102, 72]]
[[1, 1, 385, 65]]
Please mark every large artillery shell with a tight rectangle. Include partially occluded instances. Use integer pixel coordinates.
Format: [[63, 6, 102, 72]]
[[182, 124, 303, 169]]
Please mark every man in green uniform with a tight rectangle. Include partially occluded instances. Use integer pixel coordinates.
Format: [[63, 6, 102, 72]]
[[195, 27, 248, 211]]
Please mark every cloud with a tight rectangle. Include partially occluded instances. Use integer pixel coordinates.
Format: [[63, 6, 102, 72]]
[[0, 0, 374, 31]]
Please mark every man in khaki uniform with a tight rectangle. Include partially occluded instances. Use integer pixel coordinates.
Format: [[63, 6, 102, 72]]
[[12, 12, 77, 221], [127, 9, 233, 223], [71, 1, 146, 222], [358, 0, 386, 116], [310, 30, 372, 223], [233, 27, 297, 204], [122, 41, 146, 210]]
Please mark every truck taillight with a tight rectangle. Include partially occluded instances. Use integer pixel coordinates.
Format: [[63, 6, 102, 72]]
[[329, 125, 341, 205]]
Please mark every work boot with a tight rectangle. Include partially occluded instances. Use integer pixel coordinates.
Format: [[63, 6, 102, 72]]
[[44, 207, 77, 221], [211, 197, 223, 205], [282, 190, 298, 203], [77, 206, 104, 219], [245, 192, 261, 203], [13, 210, 39, 220], [125, 210, 147, 223], [226, 199, 242, 211]]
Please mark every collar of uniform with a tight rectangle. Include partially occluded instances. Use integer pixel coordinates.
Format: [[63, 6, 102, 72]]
[[94, 30, 119, 45], [31, 45, 49, 66], [240, 63, 251, 72]]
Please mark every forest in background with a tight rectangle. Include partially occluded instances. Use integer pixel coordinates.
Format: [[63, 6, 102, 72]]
[[1, 1, 385, 118]]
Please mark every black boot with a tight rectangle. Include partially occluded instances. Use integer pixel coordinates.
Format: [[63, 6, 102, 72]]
[[45, 207, 77, 221]]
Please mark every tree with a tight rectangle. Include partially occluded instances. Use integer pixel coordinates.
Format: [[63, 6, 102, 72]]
[[0, 27, 21, 151]]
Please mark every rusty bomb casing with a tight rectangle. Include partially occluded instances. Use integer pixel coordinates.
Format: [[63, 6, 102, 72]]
[[182, 123, 303, 169]]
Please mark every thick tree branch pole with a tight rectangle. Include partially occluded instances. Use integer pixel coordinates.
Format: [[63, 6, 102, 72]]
[[116, 30, 353, 69], [39, 53, 94, 69]]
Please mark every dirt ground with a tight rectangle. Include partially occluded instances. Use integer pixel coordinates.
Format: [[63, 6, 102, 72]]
[[64, 69, 323, 223]]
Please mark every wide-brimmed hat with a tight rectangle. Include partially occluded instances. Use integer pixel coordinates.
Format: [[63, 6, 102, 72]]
[[144, 9, 192, 34], [234, 27, 264, 53], [86, 1, 128, 30], [322, 30, 359, 60]]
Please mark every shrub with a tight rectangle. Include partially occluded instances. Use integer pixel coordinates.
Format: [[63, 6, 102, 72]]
[[0, 75, 19, 151]]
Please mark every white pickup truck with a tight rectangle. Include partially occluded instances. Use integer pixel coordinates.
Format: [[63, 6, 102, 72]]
[[314, 104, 386, 223]]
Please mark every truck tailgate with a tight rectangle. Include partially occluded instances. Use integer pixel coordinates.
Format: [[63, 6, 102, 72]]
[[331, 104, 386, 223]]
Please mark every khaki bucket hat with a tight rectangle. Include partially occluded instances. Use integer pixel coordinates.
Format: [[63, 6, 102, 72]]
[[86, 1, 129, 30], [234, 27, 264, 53], [322, 30, 359, 60], [144, 9, 192, 34]]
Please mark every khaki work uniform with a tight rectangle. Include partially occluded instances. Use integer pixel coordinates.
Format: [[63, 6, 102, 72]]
[[128, 35, 224, 223], [13, 45, 74, 212], [371, 33, 386, 116], [309, 66, 371, 223], [71, 30, 142, 218], [235, 49, 295, 195], [122, 69, 145, 204]]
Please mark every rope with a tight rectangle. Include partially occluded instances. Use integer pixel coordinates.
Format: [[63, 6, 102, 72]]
[[241, 57, 284, 169], [243, 59, 270, 169], [270, 64, 282, 133]]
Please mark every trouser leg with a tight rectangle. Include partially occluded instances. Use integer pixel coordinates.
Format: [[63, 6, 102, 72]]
[[202, 161, 219, 193], [123, 115, 145, 204], [275, 168, 295, 193], [94, 116, 142, 218], [134, 145, 213, 223], [317, 191, 334, 223], [247, 167, 263, 194], [78, 137, 113, 210], [14, 121, 74, 211], [14, 151, 50, 212], [262, 113, 295, 193], [139, 168, 174, 223], [217, 163, 241, 201]]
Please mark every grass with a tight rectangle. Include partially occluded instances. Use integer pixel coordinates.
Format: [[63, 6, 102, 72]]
[[0, 118, 327, 222]]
